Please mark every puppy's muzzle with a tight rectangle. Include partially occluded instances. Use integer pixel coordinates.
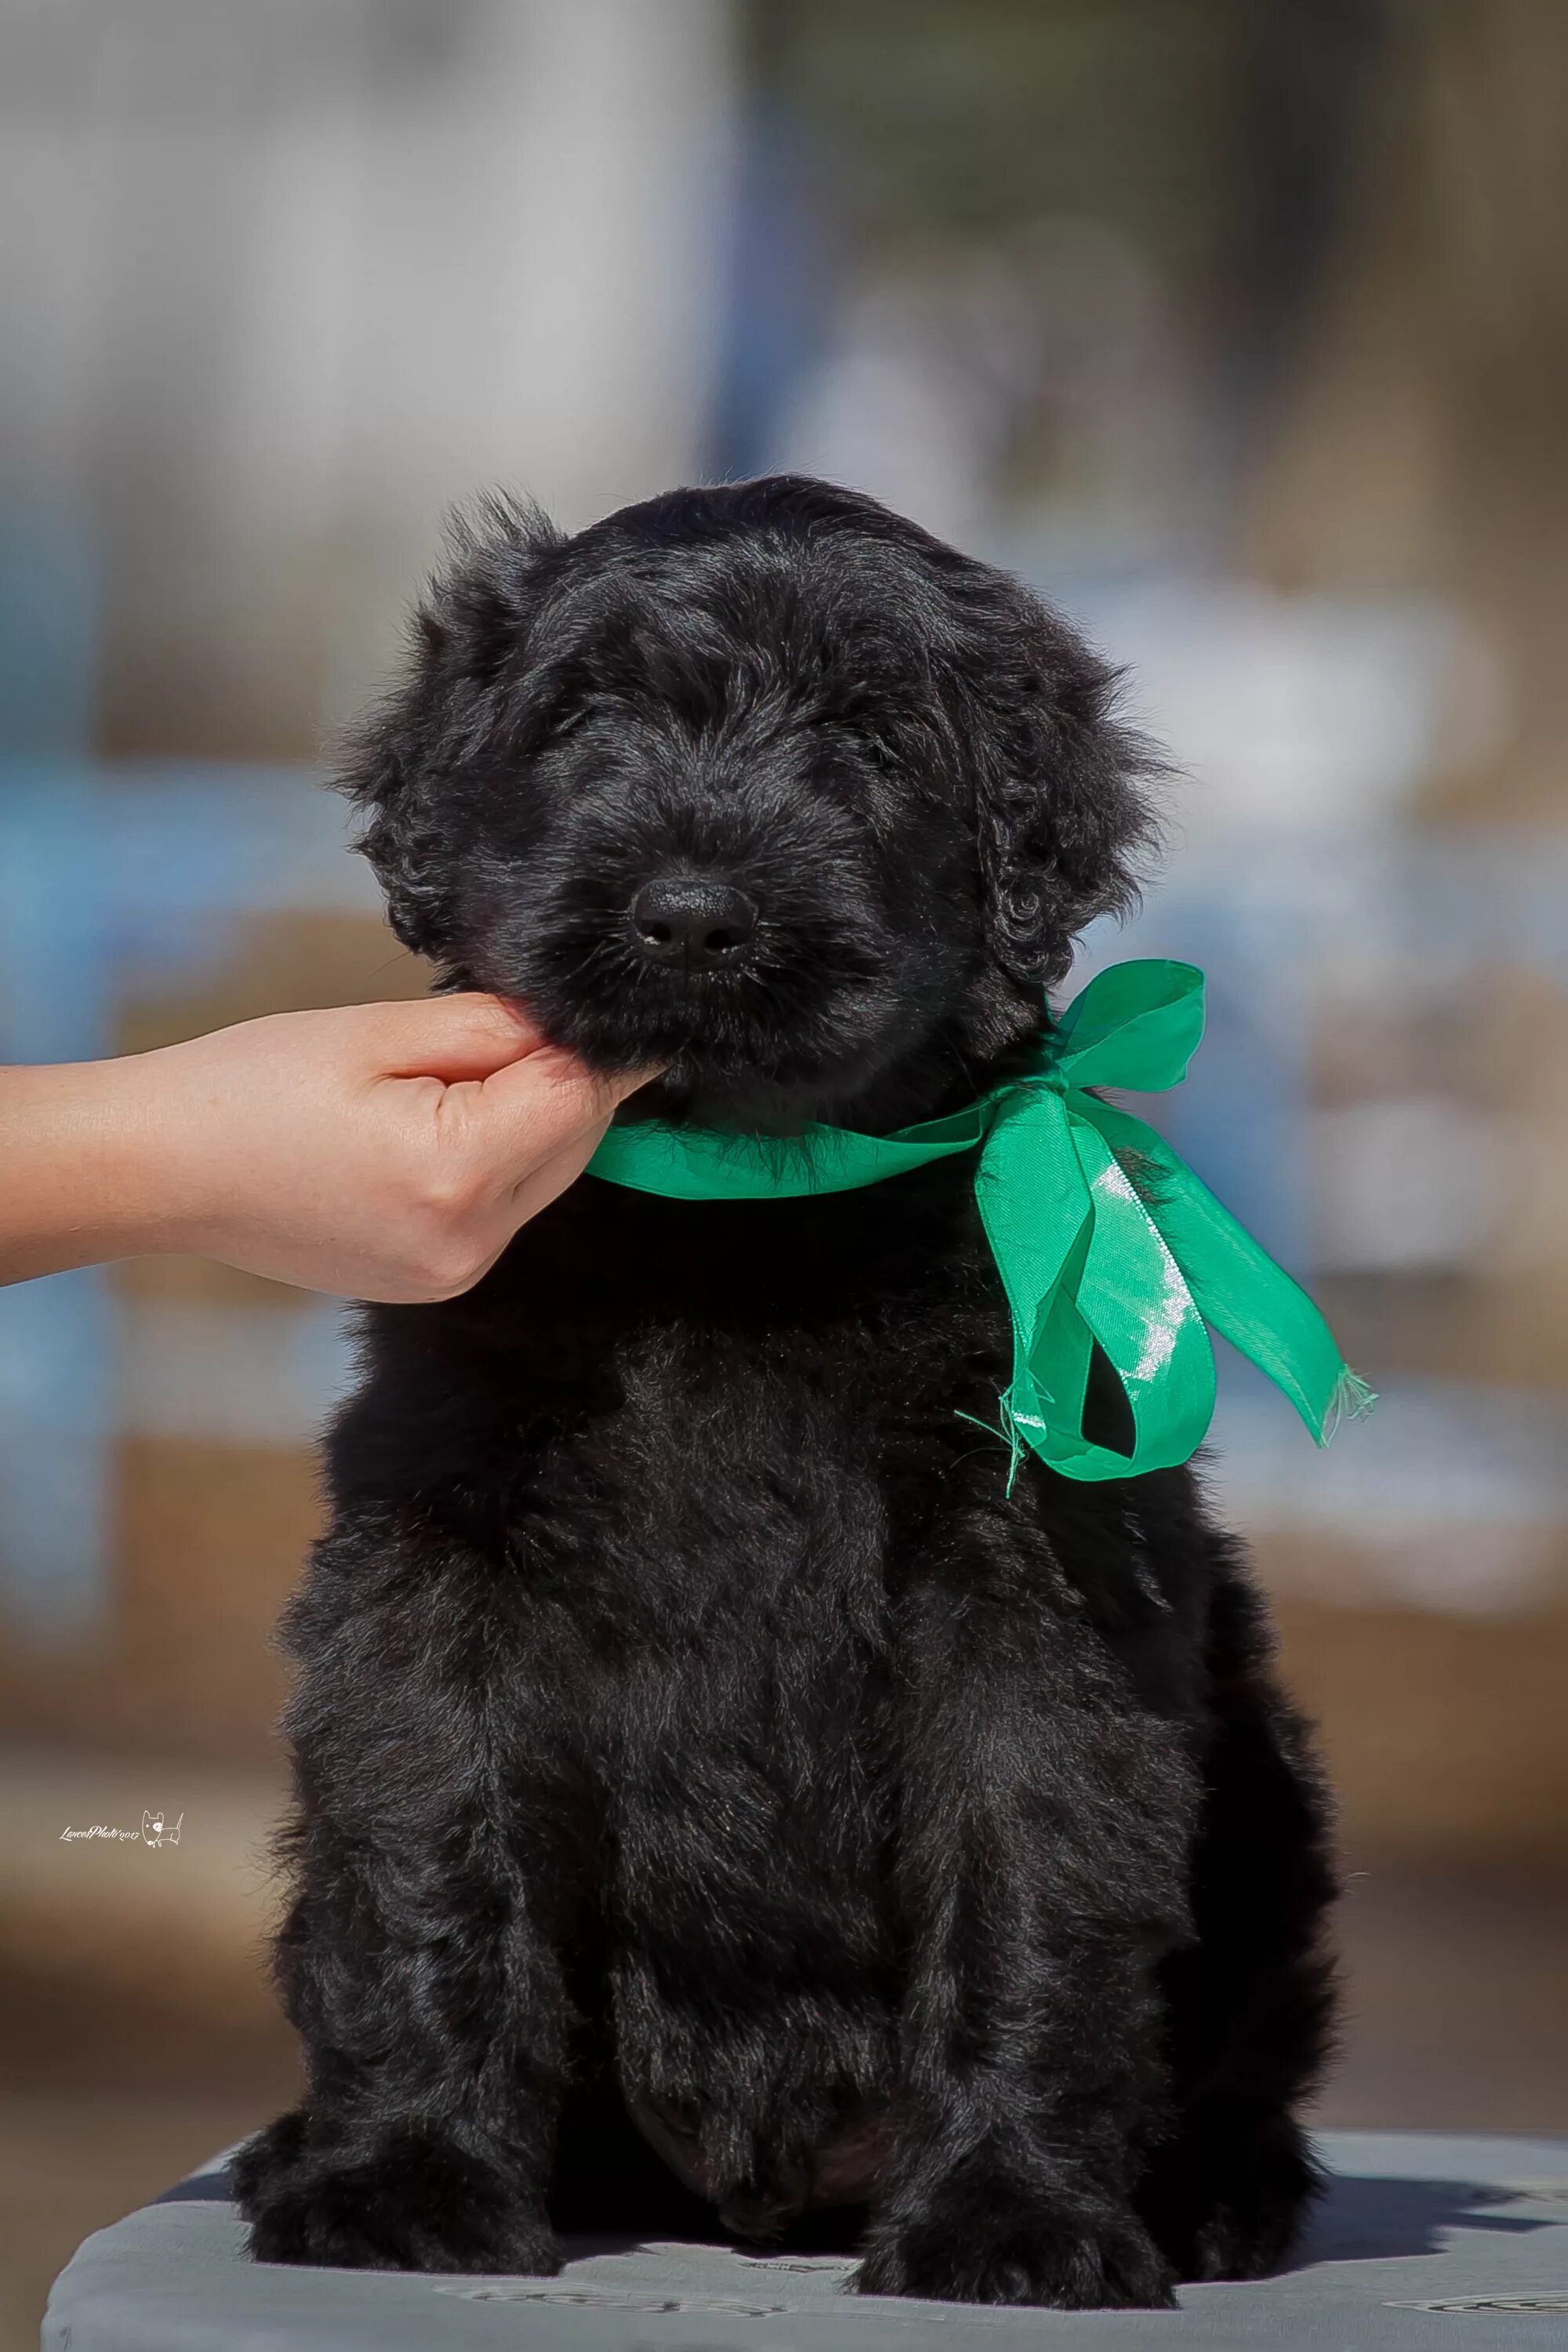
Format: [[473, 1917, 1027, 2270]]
[[630, 873, 759, 970]]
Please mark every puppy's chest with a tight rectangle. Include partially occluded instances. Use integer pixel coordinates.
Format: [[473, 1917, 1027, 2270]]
[[510, 1168, 1004, 1444], [520, 1302, 967, 1614], [492, 1179, 1004, 1617]]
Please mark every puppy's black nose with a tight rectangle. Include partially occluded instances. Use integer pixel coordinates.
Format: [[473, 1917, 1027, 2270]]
[[630, 876, 758, 966]]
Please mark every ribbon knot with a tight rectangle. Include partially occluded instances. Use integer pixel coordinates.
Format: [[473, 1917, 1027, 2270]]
[[586, 960, 1372, 1484]]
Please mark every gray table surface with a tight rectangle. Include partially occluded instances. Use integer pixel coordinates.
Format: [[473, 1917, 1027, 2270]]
[[43, 2131, 1568, 2350]]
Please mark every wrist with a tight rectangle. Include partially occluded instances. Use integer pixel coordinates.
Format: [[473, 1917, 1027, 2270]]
[[101, 1045, 202, 1258], [106, 1036, 234, 1262]]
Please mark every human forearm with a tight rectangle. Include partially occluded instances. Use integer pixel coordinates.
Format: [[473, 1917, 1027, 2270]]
[[0, 1053, 173, 1283]]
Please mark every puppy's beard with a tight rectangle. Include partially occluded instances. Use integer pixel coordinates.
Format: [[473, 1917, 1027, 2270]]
[[475, 953, 921, 1132], [630, 1050, 889, 1134]]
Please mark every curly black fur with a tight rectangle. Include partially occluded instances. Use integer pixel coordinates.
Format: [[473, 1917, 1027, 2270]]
[[233, 477, 1338, 2307]]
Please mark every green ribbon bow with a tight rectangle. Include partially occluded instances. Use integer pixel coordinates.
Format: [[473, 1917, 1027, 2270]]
[[586, 959, 1373, 1483]]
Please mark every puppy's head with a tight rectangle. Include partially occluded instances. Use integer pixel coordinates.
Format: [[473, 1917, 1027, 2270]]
[[346, 477, 1158, 1129]]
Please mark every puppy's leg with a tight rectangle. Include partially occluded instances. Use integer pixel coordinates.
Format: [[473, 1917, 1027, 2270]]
[[1139, 1566, 1338, 2281], [858, 1535, 1196, 2310], [234, 1516, 576, 2274]]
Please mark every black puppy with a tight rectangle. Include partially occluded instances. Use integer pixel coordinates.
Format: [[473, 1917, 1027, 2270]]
[[234, 477, 1337, 2308]]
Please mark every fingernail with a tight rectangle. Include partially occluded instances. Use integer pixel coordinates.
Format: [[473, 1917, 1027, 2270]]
[[606, 1065, 664, 1104]]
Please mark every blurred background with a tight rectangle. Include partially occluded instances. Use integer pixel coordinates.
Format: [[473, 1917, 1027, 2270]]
[[3, 0, 1566, 2339]]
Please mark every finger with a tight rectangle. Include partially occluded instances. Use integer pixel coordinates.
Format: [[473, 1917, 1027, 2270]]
[[504, 1119, 611, 1215], [368, 993, 548, 1080], [468, 1049, 659, 1176]]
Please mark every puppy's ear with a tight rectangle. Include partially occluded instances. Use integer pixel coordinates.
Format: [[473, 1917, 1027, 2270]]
[[338, 494, 565, 960], [336, 713, 445, 960], [949, 573, 1160, 988]]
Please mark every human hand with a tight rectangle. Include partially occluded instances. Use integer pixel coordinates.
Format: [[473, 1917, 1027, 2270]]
[[0, 996, 653, 1300]]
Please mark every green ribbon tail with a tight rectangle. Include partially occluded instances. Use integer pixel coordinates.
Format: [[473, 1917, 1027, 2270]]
[[971, 1085, 1092, 1483], [1081, 1097, 1375, 1447]]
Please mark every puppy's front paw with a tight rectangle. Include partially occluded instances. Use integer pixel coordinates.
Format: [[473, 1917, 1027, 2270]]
[[1142, 2117, 1323, 2282], [857, 2190, 1176, 2310], [235, 2114, 560, 2275]]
